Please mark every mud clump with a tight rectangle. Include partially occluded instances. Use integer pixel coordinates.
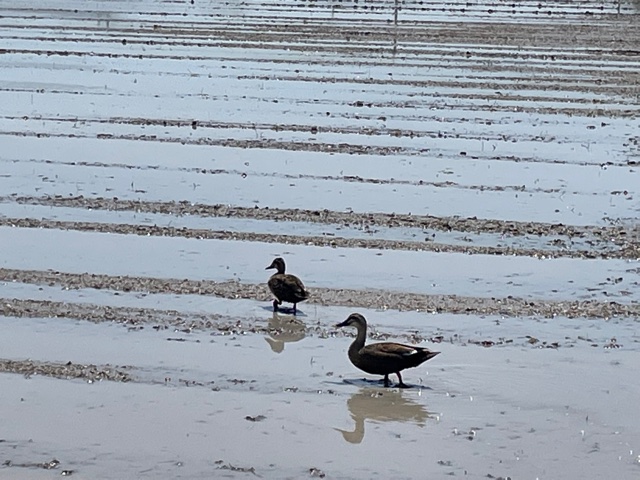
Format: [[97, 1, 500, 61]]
[[0, 359, 132, 382], [214, 460, 257, 475]]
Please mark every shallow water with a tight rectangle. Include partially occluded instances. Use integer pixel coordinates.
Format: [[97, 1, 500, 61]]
[[1, 314, 639, 479], [1, 0, 639, 478], [2, 226, 639, 302]]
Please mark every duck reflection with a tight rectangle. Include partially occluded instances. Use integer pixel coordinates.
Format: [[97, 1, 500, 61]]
[[336, 388, 432, 444], [264, 312, 306, 354]]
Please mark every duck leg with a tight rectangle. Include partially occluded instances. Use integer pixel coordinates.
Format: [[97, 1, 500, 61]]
[[292, 303, 297, 315], [272, 299, 281, 312], [395, 372, 409, 388], [383, 374, 390, 387]]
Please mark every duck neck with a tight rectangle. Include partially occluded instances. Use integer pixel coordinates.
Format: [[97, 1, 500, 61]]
[[349, 323, 367, 354]]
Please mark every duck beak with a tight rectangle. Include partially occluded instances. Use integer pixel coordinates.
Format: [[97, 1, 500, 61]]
[[265, 263, 275, 270], [335, 319, 349, 328]]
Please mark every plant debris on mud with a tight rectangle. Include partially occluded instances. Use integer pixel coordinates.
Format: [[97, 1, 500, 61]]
[[0, 359, 132, 382], [2, 196, 637, 259], [2, 269, 638, 320]]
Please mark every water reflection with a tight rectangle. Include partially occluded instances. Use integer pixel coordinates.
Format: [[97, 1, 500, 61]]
[[264, 312, 306, 354], [336, 388, 432, 444]]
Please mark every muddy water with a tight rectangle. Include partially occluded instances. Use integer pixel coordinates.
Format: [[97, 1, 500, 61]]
[[1, 0, 639, 478]]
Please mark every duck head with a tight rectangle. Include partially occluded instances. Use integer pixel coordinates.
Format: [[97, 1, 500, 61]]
[[266, 257, 286, 274], [336, 313, 367, 329]]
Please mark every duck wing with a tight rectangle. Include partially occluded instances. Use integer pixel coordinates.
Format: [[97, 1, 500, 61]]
[[361, 342, 422, 359], [356, 343, 437, 374], [285, 275, 308, 298], [268, 274, 308, 301]]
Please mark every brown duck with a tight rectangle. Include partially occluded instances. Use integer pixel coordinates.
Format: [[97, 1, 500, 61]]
[[336, 313, 440, 388], [265, 257, 309, 315]]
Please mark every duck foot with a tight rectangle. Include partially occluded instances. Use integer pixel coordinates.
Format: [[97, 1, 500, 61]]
[[272, 299, 281, 312], [395, 372, 410, 388]]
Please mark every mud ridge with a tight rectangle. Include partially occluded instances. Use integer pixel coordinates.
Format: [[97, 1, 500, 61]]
[[1, 269, 638, 319], [0, 358, 132, 382], [4, 158, 569, 195], [0, 297, 266, 332], [0, 129, 430, 156], [4, 19, 640, 52], [1, 298, 602, 353], [0, 297, 439, 346], [3, 88, 639, 123], [3, 196, 637, 258], [4, 195, 632, 237], [4, 114, 609, 150], [235, 74, 640, 99], [2, 43, 639, 83], [1, 216, 633, 259], [11, 151, 631, 173]]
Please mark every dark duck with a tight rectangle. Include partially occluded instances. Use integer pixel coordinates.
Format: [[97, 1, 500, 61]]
[[336, 313, 440, 388], [265, 257, 309, 315]]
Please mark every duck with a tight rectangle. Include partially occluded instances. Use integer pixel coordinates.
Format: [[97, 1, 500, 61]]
[[265, 257, 309, 315], [335, 313, 440, 388]]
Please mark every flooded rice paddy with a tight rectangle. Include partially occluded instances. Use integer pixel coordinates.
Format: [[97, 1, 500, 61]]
[[1, 0, 639, 478]]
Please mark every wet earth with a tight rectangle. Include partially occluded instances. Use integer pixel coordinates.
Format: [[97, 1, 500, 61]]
[[1, 0, 639, 479]]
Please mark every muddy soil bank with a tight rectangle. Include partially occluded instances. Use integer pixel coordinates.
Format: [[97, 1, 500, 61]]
[[2, 268, 639, 318], [3, 195, 638, 259], [0, 359, 131, 383]]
